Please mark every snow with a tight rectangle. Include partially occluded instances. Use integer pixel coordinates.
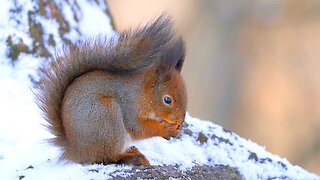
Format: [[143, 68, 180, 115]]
[[78, 0, 115, 37], [62, 0, 116, 41], [0, 0, 319, 180]]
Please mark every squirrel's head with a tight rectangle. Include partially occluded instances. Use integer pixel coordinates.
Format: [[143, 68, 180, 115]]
[[141, 38, 187, 127]]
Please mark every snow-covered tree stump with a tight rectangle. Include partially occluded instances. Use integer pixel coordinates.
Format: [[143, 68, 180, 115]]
[[1, 115, 318, 179]]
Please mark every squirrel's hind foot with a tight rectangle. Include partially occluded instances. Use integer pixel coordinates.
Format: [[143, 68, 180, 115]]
[[116, 146, 150, 166]]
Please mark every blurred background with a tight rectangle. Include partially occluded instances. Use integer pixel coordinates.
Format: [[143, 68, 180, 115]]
[[107, 0, 320, 174]]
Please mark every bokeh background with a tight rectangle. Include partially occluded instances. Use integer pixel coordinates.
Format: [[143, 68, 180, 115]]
[[107, 0, 320, 174]]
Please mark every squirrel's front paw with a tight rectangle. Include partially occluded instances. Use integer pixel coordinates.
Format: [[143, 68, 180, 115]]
[[163, 122, 182, 140]]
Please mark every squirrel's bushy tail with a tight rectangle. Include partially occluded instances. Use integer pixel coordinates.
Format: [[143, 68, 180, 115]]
[[35, 15, 180, 149]]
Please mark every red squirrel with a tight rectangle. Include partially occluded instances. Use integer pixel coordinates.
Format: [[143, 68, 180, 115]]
[[36, 16, 187, 165]]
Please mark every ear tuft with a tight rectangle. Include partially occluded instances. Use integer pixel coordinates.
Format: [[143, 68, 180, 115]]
[[161, 37, 185, 72]]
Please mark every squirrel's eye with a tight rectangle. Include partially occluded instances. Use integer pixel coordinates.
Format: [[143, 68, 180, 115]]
[[163, 95, 172, 105]]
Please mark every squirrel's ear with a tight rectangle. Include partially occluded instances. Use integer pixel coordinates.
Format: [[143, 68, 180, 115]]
[[162, 37, 185, 72], [155, 62, 171, 78], [144, 63, 171, 88]]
